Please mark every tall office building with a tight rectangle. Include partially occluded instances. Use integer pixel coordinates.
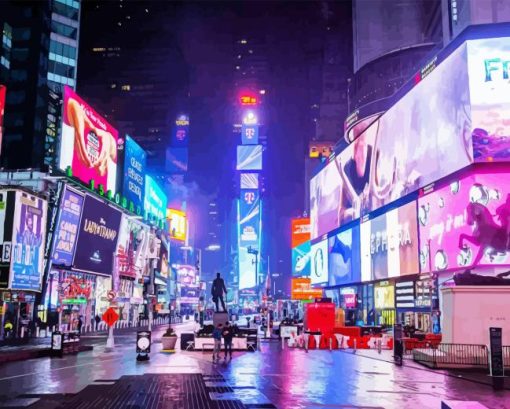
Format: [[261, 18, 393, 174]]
[[0, 0, 80, 170]]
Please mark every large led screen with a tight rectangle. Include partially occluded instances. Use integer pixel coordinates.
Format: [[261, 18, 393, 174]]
[[165, 147, 189, 173], [237, 145, 262, 171], [172, 114, 189, 147], [238, 191, 261, 289], [241, 173, 259, 189], [291, 218, 310, 248], [116, 215, 150, 280], [419, 169, 510, 272], [468, 37, 510, 162], [241, 124, 259, 145], [123, 135, 146, 212], [167, 209, 187, 241], [51, 186, 84, 267], [328, 225, 361, 287], [0, 85, 5, 156], [59, 86, 118, 192], [310, 238, 328, 285], [292, 241, 311, 277], [73, 195, 122, 275], [144, 175, 167, 221], [311, 43, 472, 240], [361, 201, 419, 282], [10, 191, 48, 291]]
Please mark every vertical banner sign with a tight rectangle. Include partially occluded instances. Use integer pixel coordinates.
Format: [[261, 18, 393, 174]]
[[123, 136, 146, 212], [10, 191, 48, 291], [144, 175, 168, 222], [51, 187, 84, 267], [172, 114, 189, 147], [238, 190, 261, 290], [489, 327, 504, 378]]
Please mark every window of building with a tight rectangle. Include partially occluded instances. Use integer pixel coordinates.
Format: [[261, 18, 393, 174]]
[[50, 40, 77, 59], [0, 56, 10, 69], [51, 21, 78, 40], [48, 60, 75, 79], [121, 84, 131, 91], [10, 69, 27, 82], [53, 0, 79, 19]]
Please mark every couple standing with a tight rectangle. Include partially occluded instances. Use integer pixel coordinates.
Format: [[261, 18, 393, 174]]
[[212, 321, 234, 361]]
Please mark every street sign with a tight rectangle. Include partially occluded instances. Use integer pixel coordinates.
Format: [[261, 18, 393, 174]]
[[102, 307, 119, 328], [107, 290, 116, 301], [489, 327, 504, 390]]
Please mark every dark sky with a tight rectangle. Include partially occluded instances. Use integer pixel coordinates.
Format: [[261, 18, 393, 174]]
[[79, 1, 352, 290]]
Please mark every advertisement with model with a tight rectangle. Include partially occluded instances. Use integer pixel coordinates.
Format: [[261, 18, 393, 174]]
[[59, 86, 119, 192], [73, 195, 122, 275], [9, 191, 48, 291], [328, 224, 361, 287], [51, 186, 84, 267], [311, 43, 472, 240], [419, 169, 510, 272], [116, 215, 150, 279], [360, 200, 419, 282], [122, 135, 146, 213]]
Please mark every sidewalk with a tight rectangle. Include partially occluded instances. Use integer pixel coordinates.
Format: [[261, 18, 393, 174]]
[[0, 321, 182, 364]]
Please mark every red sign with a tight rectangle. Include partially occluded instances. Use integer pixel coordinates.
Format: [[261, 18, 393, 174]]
[[291, 278, 323, 301], [102, 307, 119, 327], [240, 95, 258, 105], [291, 218, 310, 248]]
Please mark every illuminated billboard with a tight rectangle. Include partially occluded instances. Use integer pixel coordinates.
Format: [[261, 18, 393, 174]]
[[291, 218, 310, 248], [292, 241, 310, 277], [360, 201, 419, 282], [328, 224, 361, 287], [122, 135, 146, 213], [468, 37, 510, 162], [10, 191, 48, 291], [291, 278, 323, 301], [419, 169, 510, 272], [167, 208, 187, 241], [144, 175, 167, 222], [310, 238, 328, 285], [116, 215, 150, 280], [311, 42, 472, 240], [59, 86, 118, 192], [0, 85, 5, 156], [237, 145, 262, 171], [165, 147, 188, 173], [241, 124, 259, 145], [241, 173, 259, 189], [73, 195, 122, 275], [238, 192, 262, 290], [51, 186, 83, 268], [172, 114, 189, 147]]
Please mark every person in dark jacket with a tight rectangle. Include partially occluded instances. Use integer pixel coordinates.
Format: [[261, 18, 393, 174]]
[[211, 273, 227, 312], [222, 321, 234, 360]]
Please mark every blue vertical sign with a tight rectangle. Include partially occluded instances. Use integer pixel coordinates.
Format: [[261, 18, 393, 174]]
[[144, 175, 168, 222], [238, 190, 261, 289], [123, 136, 146, 213], [241, 124, 259, 145]]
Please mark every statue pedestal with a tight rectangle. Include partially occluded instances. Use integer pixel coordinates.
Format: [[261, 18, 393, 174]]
[[213, 312, 229, 327], [441, 286, 510, 345]]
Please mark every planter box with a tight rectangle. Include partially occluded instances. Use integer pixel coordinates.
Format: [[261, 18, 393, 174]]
[[161, 336, 177, 350]]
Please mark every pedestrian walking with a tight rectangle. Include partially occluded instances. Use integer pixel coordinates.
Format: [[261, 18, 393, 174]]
[[94, 314, 101, 330], [212, 323, 223, 361], [77, 316, 83, 333], [222, 321, 233, 360]]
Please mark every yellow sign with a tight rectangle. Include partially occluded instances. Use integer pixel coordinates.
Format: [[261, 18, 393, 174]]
[[167, 209, 187, 241]]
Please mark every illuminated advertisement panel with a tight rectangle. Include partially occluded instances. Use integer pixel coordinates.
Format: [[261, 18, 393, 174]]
[[171, 114, 189, 147], [59, 86, 118, 192], [360, 201, 419, 282], [10, 191, 48, 291], [167, 208, 187, 241], [374, 282, 395, 309], [311, 43, 472, 240], [310, 238, 328, 285], [166, 147, 189, 173], [123, 136, 146, 212], [419, 169, 510, 272], [0, 85, 5, 156], [144, 175, 167, 222], [238, 192, 262, 290], [116, 215, 150, 279], [237, 145, 262, 171], [292, 241, 310, 277], [468, 37, 510, 162], [240, 173, 259, 189], [73, 195, 122, 275], [328, 224, 361, 287], [174, 265, 198, 286], [241, 124, 259, 145], [291, 218, 310, 248], [291, 278, 323, 300], [51, 186, 84, 267]]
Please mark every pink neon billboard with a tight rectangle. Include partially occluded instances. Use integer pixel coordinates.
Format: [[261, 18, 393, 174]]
[[419, 168, 510, 272], [59, 86, 119, 192]]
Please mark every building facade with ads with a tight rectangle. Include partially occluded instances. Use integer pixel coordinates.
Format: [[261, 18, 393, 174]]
[[122, 135, 146, 215], [291, 218, 311, 278]]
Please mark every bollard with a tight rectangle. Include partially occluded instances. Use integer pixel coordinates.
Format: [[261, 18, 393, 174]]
[[353, 338, 357, 352], [329, 337, 332, 351], [21, 326, 25, 338], [378, 339, 382, 354], [36, 327, 40, 338]]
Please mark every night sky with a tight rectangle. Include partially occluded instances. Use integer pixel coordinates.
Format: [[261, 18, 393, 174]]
[[78, 1, 352, 291]]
